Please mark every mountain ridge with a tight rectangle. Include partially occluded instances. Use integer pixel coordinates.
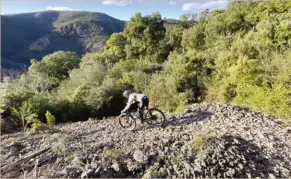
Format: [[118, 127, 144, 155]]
[[1, 11, 126, 69]]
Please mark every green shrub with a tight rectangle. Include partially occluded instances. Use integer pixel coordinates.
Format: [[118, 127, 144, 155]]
[[235, 83, 291, 119], [46, 111, 56, 128], [11, 101, 41, 130]]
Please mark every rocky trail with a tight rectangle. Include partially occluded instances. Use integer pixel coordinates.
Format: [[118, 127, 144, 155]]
[[1, 102, 291, 178]]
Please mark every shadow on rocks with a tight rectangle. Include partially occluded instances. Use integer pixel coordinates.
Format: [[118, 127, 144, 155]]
[[130, 109, 212, 131], [164, 109, 213, 128], [192, 135, 278, 178]]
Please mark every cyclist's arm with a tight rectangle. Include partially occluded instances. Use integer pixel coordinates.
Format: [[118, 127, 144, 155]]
[[121, 96, 134, 113]]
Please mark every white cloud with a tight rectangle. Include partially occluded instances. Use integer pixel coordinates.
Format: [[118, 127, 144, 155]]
[[45, 6, 79, 11], [102, 0, 132, 6], [182, 0, 228, 12], [169, 1, 177, 5]]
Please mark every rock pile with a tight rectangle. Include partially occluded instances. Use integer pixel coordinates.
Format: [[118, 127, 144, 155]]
[[1, 102, 290, 178], [191, 135, 273, 178]]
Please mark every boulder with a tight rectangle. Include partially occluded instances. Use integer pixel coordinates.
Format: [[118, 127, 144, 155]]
[[133, 150, 149, 164], [127, 159, 143, 172]]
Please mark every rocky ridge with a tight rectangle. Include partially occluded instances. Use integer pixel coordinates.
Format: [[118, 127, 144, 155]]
[[1, 102, 290, 178]]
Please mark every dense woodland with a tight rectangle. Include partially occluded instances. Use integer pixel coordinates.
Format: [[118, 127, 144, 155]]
[[1, 0, 291, 127]]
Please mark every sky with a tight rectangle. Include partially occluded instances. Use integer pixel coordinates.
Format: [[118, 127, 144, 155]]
[[1, 0, 229, 21]]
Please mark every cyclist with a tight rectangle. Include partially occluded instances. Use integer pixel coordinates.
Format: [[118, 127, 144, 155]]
[[121, 90, 149, 119]]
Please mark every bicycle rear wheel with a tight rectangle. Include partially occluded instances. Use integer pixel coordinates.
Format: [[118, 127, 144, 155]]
[[119, 114, 136, 130], [145, 108, 166, 127]]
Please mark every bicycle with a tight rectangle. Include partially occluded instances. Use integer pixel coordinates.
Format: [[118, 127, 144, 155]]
[[118, 107, 166, 130]]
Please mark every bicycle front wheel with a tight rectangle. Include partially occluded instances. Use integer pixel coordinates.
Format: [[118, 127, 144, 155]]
[[119, 114, 136, 130], [145, 108, 166, 127]]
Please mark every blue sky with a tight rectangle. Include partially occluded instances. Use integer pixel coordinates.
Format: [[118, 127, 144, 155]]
[[1, 0, 229, 21]]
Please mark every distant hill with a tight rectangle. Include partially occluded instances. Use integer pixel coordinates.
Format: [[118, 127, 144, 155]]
[[1, 11, 125, 69]]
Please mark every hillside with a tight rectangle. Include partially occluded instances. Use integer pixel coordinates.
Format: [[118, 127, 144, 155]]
[[1, 1, 291, 177], [1, 103, 291, 178], [1, 1, 291, 128], [1, 11, 125, 69]]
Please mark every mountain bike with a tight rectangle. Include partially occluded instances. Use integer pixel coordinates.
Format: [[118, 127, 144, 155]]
[[118, 107, 166, 130]]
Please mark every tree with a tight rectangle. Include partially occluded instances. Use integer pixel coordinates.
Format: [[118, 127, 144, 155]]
[[11, 101, 40, 131], [123, 12, 168, 63], [182, 24, 206, 50], [104, 32, 126, 60], [198, 9, 210, 23], [28, 51, 80, 81]]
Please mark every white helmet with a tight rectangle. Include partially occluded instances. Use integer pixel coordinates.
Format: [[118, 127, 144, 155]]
[[123, 90, 132, 97]]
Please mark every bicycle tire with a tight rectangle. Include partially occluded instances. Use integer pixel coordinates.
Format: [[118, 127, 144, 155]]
[[118, 113, 136, 130], [145, 108, 166, 127]]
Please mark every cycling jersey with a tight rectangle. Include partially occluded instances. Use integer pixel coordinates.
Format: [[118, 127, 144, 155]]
[[121, 92, 147, 113]]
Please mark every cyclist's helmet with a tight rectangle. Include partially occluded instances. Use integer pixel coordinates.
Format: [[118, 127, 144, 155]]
[[123, 90, 132, 97]]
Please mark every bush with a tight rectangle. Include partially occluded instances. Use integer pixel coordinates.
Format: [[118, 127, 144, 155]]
[[11, 101, 41, 130], [46, 111, 56, 128], [235, 83, 291, 119], [0, 51, 80, 116], [145, 73, 190, 112]]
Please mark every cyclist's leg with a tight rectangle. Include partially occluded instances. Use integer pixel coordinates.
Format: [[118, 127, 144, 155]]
[[138, 100, 143, 120], [144, 96, 149, 110], [140, 97, 149, 120]]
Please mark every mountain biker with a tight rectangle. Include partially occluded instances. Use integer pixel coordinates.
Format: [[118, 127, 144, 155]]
[[121, 90, 149, 118]]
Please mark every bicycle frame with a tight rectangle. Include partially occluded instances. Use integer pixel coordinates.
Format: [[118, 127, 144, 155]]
[[126, 110, 146, 123], [119, 107, 165, 130]]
